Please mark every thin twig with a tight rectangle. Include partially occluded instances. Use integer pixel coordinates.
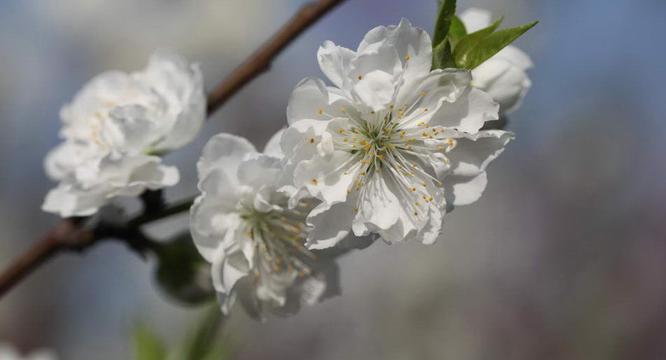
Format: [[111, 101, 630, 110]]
[[0, 0, 347, 300], [129, 197, 195, 228], [0, 218, 91, 296]]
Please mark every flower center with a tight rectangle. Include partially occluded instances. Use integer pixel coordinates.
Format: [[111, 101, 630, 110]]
[[328, 107, 460, 220], [240, 204, 315, 276]]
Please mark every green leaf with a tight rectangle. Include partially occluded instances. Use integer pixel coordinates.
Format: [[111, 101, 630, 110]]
[[432, 40, 455, 69], [455, 20, 538, 69], [433, 0, 456, 48], [448, 16, 467, 47], [133, 324, 167, 360], [453, 17, 503, 66]]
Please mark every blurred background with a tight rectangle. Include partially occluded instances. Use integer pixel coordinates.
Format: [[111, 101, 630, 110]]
[[1, 0, 666, 358]]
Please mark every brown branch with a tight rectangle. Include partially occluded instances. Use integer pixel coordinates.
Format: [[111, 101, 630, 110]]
[[0, 218, 92, 296], [0, 0, 347, 300]]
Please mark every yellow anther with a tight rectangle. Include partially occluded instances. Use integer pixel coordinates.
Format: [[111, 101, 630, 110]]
[[309, 137, 315, 144], [357, 75, 363, 80], [311, 178, 318, 185], [318, 108, 324, 115], [405, 54, 411, 61]]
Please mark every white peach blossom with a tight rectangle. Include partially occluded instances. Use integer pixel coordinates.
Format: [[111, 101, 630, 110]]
[[190, 132, 338, 318], [43, 52, 205, 217], [281, 19, 513, 248]]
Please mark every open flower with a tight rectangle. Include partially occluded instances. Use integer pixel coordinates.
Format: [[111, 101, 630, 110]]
[[460, 8, 533, 113], [0, 343, 56, 360], [42, 52, 205, 217], [282, 19, 513, 248], [190, 132, 339, 318]]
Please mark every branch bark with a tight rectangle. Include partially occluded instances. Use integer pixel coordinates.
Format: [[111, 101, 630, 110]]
[[0, 0, 347, 300]]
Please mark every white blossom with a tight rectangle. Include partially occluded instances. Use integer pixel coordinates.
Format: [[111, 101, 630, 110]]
[[460, 8, 533, 113], [281, 19, 513, 248], [0, 344, 56, 360], [42, 52, 205, 217], [190, 131, 338, 318]]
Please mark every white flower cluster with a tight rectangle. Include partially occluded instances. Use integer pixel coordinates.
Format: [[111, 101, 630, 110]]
[[43, 52, 205, 217], [190, 132, 339, 318], [43, 10, 532, 318]]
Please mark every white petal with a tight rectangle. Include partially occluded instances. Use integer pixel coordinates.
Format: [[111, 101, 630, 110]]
[[44, 143, 81, 180], [279, 119, 327, 161], [418, 205, 444, 245], [190, 168, 242, 262], [431, 87, 499, 133], [41, 185, 106, 217], [197, 133, 257, 183], [104, 105, 159, 152], [59, 71, 136, 135], [358, 18, 432, 80], [352, 40, 401, 76], [293, 150, 359, 205], [138, 51, 206, 151], [210, 244, 250, 297], [263, 128, 285, 157], [97, 154, 178, 192], [351, 172, 419, 243], [221, 251, 251, 294], [495, 45, 533, 70], [395, 69, 472, 127], [449, 130, 513, 177], [305, 201, 353, 249], [446, 172, 488, 206], [125, 157, 180, 190], [237, 154, 282, 190], [317, 40, 356, 90], [472, 52, 531, 113], [445, 130, 513, 206], [459, 8, 493, 33], [210, 245, 227, 293], [286, 78, 332, 124], [352, 70, 396, 112]]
